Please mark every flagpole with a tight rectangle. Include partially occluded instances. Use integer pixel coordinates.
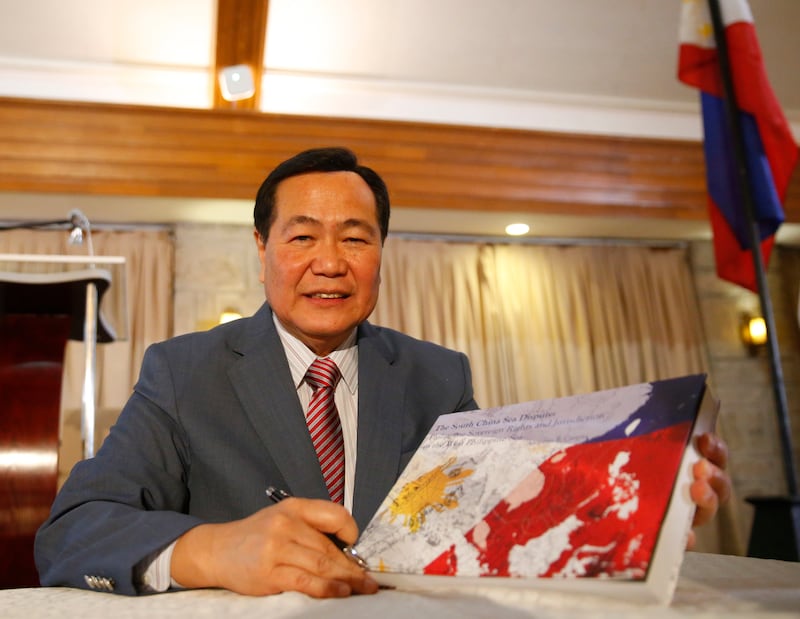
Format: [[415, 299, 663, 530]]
[[706, 0, 798, 496]]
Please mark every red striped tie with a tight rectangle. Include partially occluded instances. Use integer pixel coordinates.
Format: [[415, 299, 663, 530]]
[[304, 357, 345, 504]]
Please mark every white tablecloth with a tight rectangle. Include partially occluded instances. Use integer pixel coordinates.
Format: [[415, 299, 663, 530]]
[[2, 553, 798, 618]]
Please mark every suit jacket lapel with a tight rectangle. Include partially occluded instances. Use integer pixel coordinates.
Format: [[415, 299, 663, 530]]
[[226, 304, 330, 500], [224, 307, 407, 527], [352, 322, 406, 529]]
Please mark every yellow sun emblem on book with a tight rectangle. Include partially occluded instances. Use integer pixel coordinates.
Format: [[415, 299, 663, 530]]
[[387, 456, 474, 533]]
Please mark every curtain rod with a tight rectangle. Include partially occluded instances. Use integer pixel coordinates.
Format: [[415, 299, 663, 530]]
[[0, 220, 173, 232], [388, 231, 690, 249]]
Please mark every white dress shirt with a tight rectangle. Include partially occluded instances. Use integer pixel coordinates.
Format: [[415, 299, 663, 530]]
[[273, 315, 359, 511]]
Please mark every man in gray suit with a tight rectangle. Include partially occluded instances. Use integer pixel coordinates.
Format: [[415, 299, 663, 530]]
[[35, 147, 730, 598]]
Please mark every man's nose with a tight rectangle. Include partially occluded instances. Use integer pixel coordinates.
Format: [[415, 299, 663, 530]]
[[311, 241, 347, 275]]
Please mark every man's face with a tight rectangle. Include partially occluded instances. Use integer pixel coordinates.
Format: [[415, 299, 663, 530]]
[[256, 171, 383, 356]]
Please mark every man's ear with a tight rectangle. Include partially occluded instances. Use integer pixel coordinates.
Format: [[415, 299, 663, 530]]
[[254, 229, 267, 283]]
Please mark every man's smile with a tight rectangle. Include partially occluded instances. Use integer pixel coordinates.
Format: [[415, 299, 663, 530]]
[[307, 292, 348, 299]]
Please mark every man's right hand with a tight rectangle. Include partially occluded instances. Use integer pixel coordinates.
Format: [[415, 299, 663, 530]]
[[171, 497, 378, 597]]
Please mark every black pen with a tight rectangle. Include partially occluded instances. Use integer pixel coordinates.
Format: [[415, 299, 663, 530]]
[[265, 486, 370, 570]]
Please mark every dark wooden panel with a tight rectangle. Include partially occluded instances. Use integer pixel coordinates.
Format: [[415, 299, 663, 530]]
[[0, 314, 70, 588], [0, 96, 797, 223]]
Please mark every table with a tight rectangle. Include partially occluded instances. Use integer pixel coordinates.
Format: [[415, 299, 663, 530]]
[[2, 552, 798, 618]]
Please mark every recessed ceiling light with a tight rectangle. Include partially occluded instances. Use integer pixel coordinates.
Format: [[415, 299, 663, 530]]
[[505, 223, 530, 236]]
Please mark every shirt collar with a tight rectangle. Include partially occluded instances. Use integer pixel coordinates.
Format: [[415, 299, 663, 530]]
[[272, 313, 358, 394]]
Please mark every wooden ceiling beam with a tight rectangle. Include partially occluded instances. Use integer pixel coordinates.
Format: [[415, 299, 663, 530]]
[[213, 0, 270, 110]]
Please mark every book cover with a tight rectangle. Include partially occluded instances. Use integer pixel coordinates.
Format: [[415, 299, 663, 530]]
[[355, 374, 718, 604]]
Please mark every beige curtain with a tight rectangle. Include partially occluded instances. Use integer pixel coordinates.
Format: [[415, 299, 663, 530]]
[[372, 237, 743, 554], [373, 238, 708, 405], [0, 228, 173, 482]]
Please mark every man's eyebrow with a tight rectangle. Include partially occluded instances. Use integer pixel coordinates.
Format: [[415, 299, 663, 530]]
[[286, 215, 321, 226], [340, 218, 379, 235], [279, 215, 378, 236]]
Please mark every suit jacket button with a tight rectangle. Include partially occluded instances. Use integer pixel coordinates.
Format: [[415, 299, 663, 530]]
[[84, 574, 115, 592]]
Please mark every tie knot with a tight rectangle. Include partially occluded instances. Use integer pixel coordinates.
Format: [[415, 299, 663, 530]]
[[305, 357, 341, 392]]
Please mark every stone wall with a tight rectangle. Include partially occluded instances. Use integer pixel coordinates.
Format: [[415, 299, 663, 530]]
[[173, 223, 265, 336], [689, 241, 800, 547]]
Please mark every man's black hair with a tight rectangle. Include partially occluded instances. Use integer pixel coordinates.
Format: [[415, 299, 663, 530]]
[[253, 147, 390, 242]]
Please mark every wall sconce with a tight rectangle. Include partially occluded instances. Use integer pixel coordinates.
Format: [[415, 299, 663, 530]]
[[218, 308, 243, 324], [196, 308, 243, 331], [741, 313, 767, 352]]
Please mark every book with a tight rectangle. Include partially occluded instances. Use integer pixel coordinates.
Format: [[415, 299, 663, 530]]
[[354, 374, 718, 605]]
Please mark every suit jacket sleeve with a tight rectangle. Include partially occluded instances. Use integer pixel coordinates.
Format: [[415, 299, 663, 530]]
[[35, 304, 341, 595], [34, 341, 205, 595]]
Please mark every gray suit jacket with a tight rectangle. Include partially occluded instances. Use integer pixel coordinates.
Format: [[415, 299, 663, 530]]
[[34, 303, 477, 595]]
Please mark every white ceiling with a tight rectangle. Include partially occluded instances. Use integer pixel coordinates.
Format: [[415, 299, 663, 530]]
[[0, 0, 798, 242]]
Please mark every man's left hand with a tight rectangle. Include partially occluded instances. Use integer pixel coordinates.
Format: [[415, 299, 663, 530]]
[[687, 432, 732, 549]]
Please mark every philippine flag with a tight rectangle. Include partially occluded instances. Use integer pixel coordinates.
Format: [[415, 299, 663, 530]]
[[678, 0, 798, 291]]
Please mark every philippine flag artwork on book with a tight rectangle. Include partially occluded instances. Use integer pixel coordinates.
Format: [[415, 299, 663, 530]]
[[355, 375, 718, 605], [677, 0, 798, 291]]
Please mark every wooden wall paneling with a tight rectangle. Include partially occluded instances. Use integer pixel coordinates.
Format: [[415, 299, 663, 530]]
[[0, 97, 798, 223]]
